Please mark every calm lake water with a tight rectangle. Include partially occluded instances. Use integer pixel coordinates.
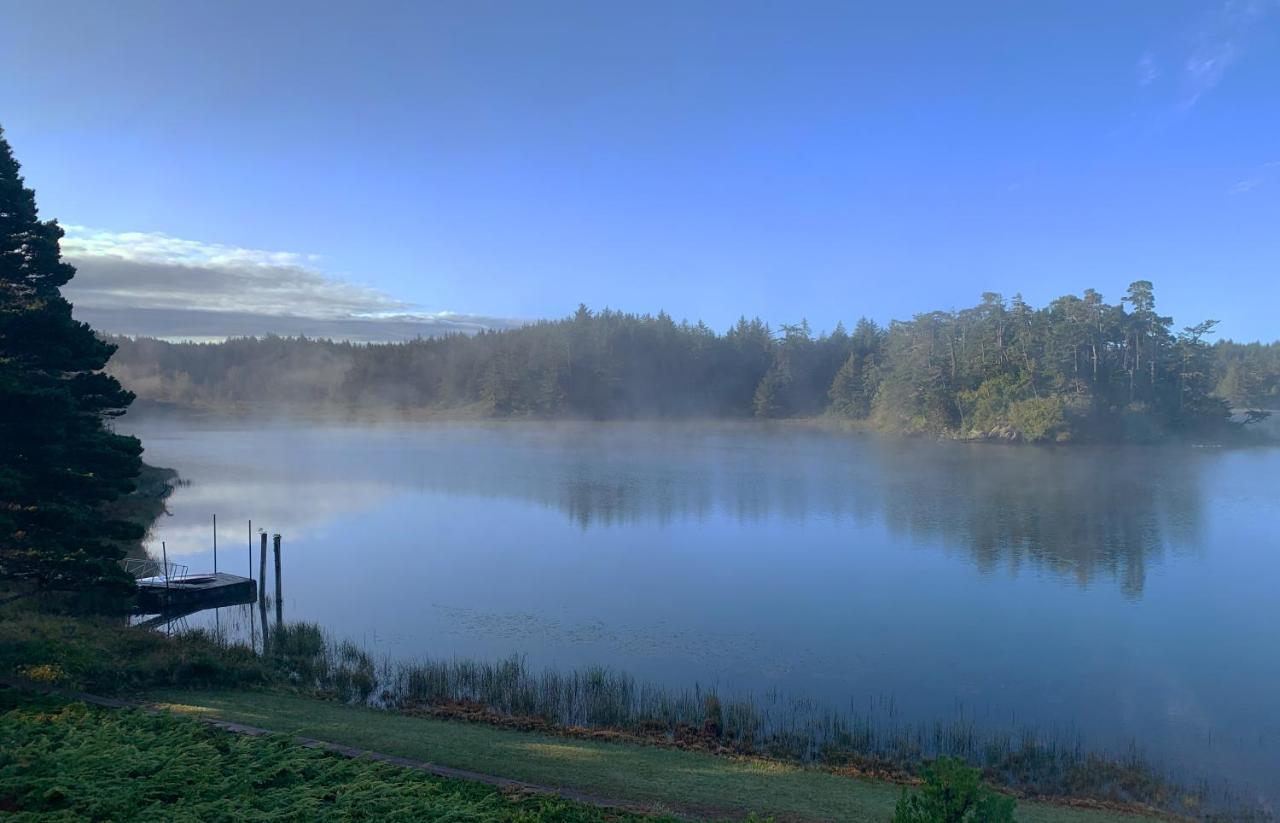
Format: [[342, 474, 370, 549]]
[[124, 413, 1279, 800]]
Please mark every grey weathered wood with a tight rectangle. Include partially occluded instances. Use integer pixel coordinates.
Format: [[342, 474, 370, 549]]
[[135, 572, 255, 613], [258, 533, 268, 601], [258, 531, 269, 652], [273, 533, 282, 627]]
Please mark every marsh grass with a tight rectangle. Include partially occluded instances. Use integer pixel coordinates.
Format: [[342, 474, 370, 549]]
[[265, 622, 379, 704], [265, 622, 1232, 815]]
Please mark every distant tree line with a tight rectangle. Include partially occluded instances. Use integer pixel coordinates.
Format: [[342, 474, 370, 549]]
[[1212, 339, 1280, 409], [109, 283, 1275, 442]]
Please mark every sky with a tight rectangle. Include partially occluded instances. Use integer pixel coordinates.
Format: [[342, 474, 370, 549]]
[[1, 0, 1278, 341]]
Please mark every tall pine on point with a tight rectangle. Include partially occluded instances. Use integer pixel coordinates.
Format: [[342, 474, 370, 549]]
[[0, 124, 142, 603]]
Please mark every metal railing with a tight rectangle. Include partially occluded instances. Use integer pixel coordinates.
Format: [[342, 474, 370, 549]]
[[120, 557, 189, 581]]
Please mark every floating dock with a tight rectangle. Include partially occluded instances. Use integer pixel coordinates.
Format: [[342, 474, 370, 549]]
[[135, 572, 257, 613]]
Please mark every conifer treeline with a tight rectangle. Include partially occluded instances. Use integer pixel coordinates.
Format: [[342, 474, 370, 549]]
[[1213, 340, 1280, 409], [109, 284, 1276, 442], [0, 126, 142, 599]]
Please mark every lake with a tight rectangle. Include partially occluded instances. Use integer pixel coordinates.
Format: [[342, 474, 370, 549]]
[[123, 413, 1280, 800]]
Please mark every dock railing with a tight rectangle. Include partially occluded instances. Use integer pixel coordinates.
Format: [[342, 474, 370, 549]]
[[120, 557, 189, 581]]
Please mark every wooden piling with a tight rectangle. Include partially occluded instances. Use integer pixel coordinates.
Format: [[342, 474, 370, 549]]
[[258, 532, 270, 654], [247, 519, 255, 651], [161, 541, 171, 632], [161, 541, 170, 596], [258, 533, 268, 602], [273, 533, 282, 627], [258, 592, 270, 654]]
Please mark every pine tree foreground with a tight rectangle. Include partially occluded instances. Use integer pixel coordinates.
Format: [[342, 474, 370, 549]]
[[0, 125, 142, 605]]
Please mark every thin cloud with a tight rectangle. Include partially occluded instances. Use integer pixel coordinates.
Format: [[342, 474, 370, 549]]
[[1182, 42, 1238, 108], [1132, 1, 1274, 114], [1229, 160, 1280, 194], [60, 226, 521, 341], [1137, 51, 1161, 86], [1177, 0, 1272, 109]]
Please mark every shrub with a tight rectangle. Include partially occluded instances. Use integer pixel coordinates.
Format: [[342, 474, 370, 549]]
[[957, 374, 1022, 435], [893, 757, 1016, 823], [1008, 396, 1066, 443], [0, 609, 270, 693], [271, 622, 328, 684]]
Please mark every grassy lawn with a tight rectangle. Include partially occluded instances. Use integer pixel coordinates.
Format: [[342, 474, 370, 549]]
[[0, 688, 670, 822], [151, 689, 1164, 823]]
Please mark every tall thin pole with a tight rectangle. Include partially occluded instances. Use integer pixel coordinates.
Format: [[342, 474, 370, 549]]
[[258, 531, 269, 654], [273, 533, 283, 628], [248, 519, 255, 651], [162, 540, 172, 637], [258, 533, 268, 602], [161, 541, 171, 607], [212, 514, 218, 573]]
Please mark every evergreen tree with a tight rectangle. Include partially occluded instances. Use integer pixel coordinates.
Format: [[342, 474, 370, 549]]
[[1215, 359, 1264, 408], [753, 362, 792, 418], [0, 125, 142, 601], [828, 353, 871, 418]]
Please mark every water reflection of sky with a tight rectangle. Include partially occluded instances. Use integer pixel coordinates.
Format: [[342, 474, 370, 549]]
[[124, 416, 1280, 802]]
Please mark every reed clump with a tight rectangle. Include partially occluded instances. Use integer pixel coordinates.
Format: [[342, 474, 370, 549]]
[[270, 622, 379, 704]]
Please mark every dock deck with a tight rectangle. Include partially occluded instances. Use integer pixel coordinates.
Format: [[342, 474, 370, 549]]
[[135, 572, 257, 613]]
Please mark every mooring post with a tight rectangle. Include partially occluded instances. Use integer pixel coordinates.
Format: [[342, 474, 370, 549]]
[[257, 531, 270, 654], [258, 532, 268, 602], [247, 519, 256, 651], [273, 533, 283, 627], [160, 540, 171, 616], [258, 585, 270, 655]]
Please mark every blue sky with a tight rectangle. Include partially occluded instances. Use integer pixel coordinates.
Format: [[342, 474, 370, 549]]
[[2, 0, 1278, 341]]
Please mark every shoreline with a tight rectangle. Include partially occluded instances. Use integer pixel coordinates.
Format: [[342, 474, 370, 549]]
[[3, 600, 1270, 818], [122, 399, 1277, 448]]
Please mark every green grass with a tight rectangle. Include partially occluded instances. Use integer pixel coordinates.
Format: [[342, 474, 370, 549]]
[[150, 688, 1166, 823], [0, 688, 670, 822]]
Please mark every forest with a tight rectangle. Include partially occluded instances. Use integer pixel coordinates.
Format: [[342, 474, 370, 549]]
[[108, 282, 1277, 443]]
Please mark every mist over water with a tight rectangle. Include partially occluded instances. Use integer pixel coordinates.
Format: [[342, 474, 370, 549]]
[[124, 412, 1280, 801]]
